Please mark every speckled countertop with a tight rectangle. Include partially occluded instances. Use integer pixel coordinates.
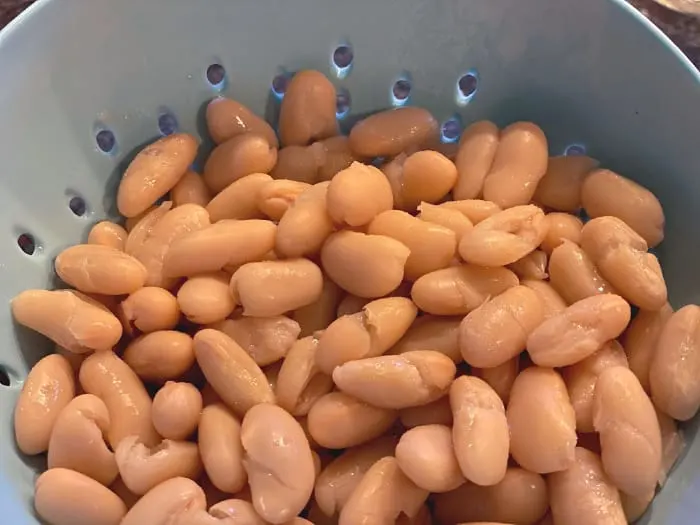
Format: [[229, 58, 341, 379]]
[[1, 0, 700, 67]]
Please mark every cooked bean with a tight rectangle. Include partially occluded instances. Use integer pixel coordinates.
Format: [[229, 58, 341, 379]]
[[326, 161, 394, 226], [164, 219, 276, 278], [315, 136, 356, 181], [206, 173, 272, 222], [199, 403, 247, 494], [118, 287, 180, 336], [440, 199, 502, 224], [650, 304, 700, 420], [293, 276, 343, 336], [332, 351, 456, 409], [656, 408, 685, 485], [307, 392, 397, 449], [562, 341, 628, 432], [171, 170, 212, 207], [336, 294, 370, 317], [88, 221, 128, 251], [349, 107, 438, 158], [532, 155, 598, 212], [580, 216, 667, 310], [206, 96, 279, 147], [109, 477, 140, 510], [540, 213, 583, 254], [450, 377, 509, 486], [258, 179, 312, 221], [508, 250, 548, 280], [177, 272, 235, 324], [621, 490, 654, 524], [271, 144, 323, 184], [384, 150, 458, 211], [548, 240, 616, 304], [472, 358, 519, 404], [212, 315, 300, 366], [547, 448, 626, 525], [453, 121, 500, 200], [118, 133, 198, 217], [460, 286, 544, 368], [507, 367, 576, 473], [120, 477, 206, 525], [521, 280, 567, 319], [151, 382, 202, 440], [623, 303, 673, 392], [279, 70, 338, 147], [241, 404, 315, 523], [390, 315, 462, 363], [276, 336, 333, 415], [418, 202, 474, 240], [433, 468, 548, 525], [321, 230, 410, 298], [527, 294, 631, 367], [459, 205, 547, 267], [125, 201, 173, 253], [55, 344, 88, 375], [179, 498, 265, 525], [123, 331, 195, 382], [400, 396, 453, 428], [204, 134, 277, 194]]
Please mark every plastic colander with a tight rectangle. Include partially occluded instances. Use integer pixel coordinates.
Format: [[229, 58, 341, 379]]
[[1, 0, 700, 523]]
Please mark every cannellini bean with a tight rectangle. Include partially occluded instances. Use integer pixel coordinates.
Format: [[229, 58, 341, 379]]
[[206, 96, 279, 147], [453, 121, 500, 200], [123, 331, 195, 382], [450, 377, 509, 487], [548, 240, 616, 304], [460, 286, 544, 368], [411, 265, 518, 316], [390, 315, 462, 363], [440, 199, 501, 224], [203, 134, 277, 194], [540, 213, 583, 254], [171, 170, 212, 207], [315, 136, 356, 181], [55, 344, 88, 375], [418, 202, 474, 240], [321, 230, 410, 298], [527, 294, 631, 367], [472, 357, 519, 404], [14, 354, 75, 455], [593, 366, 662, 497], [332, 350, 456, 409], [327, 161, 394, 226], [109, 477, 140, 510], [581, 169, 665, 247], [271, 144, 325, 184], [151, 382, 202, 440], [178, 498, 265, 525], [178, 272, 235, 324], [623, 303, 673, 392], [293, 276, 343, 337], [118, 286, 180, 335], [199, 404, 247, 494], [532, 155, 598, 212], [88, 221, 128, 251], [521, 280, 567, 319], [650, 304, 700, 420], [657, 408, 685, 486], [507, 367, 576, 473], [384, 150, 458, 211], [336, 294, 370, 317], [507, 250, 548, 280], [47, 394, 118, 486], [307, 392, 397, 449], [124, 201, 173, 253], [547, 448, 626, 525], [120, 477, 207, 525], [206, 173, 272, 222], [258, 179, 312, 221], [400, 396, 453, 428], [35, 468, 127, 525], [621, 490, 654, 524]]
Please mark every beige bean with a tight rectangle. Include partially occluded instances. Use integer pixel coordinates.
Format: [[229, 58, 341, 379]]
[[125, 201, 173, 253], [88, 221, 128, 251], [580, 216, 667, 310], [35, 468, 127, 525], [179, 498, 266, 525], [336, 294, 370, 317], [433, 468, 548, 525], [452, 121, 499, 200], [123, 331, 195, 382], [582, 169, 665, 247], [79, 351, 159, 448], [258, 179, 312, 221], [650, 304, 700, 420], [562, 341, 628, 432], [321, 230, 410, 298], [540, 213, 583, 254], [206, 96, 279, 147], [460, 286, 544, 368], [657, 408, 685, 486], [47, 394, 117, 486], [316, 296, 417, 374], [332, 350, 456, 409], [418, 202, 474, 240], [400, 396, 453, 428], [55, 344, 88, 375], [547, 448, 626, 525], [548, 240, 616, 304], [164, 219, 276, 278], [152, 382, 202, 440], [471, 358, 519, 404], [279, 70, 338, 147], [307, 392, 397, 448], [271, 144, 325, 184], [482, 122, 548, 208], [199, 404, 247, 494], [440, 199, 502, 224], [14, 354, 75, 455], [390, 315, 462, 363], [213, 315, 300, 366], [118, 287, 180, 336], [527, 294, 631, 367], [241, 404, 315, 523], [316, 136, 357, 181], [120, 477, 207, 525], [293, 276, 343, 337], [109, 477, 140, 510], [205, 173, 272, 222], [327, 161, 394, 226], [118, 133, 198, 217], [507, 250, 548, 280], [349, 107, 438, 158], [384, 150, 458, 211], [171, 170, 212, 207], [204, 134, 277, 194], [459, 205, 547, 267], [194, 329, 275, 415], [623, 303, 673, 392], [532, 155, 598, 212], [621, 490, 654, 524], [521, 280, 567, 319], [178, 272, 235, 324], [339, 456, 428, 525], [369, 210, 456, 280]]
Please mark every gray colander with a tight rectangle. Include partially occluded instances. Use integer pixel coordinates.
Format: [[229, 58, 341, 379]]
[[1, 0, 700, 523]]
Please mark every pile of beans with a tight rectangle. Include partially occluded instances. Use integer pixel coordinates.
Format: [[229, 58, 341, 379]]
[[11, 68, 696, 525]]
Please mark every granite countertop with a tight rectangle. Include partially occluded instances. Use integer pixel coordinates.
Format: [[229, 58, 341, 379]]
[[0, 0, 699, 67]]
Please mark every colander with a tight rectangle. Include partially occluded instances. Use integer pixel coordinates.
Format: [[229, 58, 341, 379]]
[[1, 0, 700, 523]]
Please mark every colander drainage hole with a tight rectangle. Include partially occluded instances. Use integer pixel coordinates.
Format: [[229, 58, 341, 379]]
[[332, 44, 353, 79], [158, 111, 179, 136], [564, 143, 587, 156], [95, 129, 116, 155], [206, 63, 227, 91], [336, 88, 351, 120], [455, 70, 478, 107], [391, 75, 412, 107], [17, 233, 38, 255], [441, 116, 463, 143], [0, 367, 10, 387], [68, 195, 87, 217], [271, 73, 291, 100]]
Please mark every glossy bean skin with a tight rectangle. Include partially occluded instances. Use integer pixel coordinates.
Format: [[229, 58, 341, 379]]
[[400, 396, 453, 428], [178, 272, 235, 324], [418, 202, 474, 240], [271, 144, 325, 184], [623, 303, 673, 392], [315, 136, 357, 181], [349, 107, 439, 158], [527, 294, 631, 367], [199, 404, 247, 494], [621, 491, 654, 524], [171, 170, 212, 207], [471, 358, 519, 404], [391, 315, 462, 363], [547, 448, 626, 525], [482, 122, 548, 208], [650, 304, 700, 420], [206, 96, 279, 147], [276, 182, 335, 258], [540, 213, 583, 254], [532, 155, 598, 213], [204, 134, 277, 194], [548, 240, 616, 304], [450, 377, 509, 486], [293, 276, 343, 337], [521, 280, 567, 319], [124, 201, 173, 253], [118, 133, 198, 217], [120, 477, 207, 525], [258, 179, 312, 221], [453, 121, 500, 200], [35, 468, 127, 525], [123, 331, 195, 382], [321, 230, 410, 298], [14, 354, 75, 455], [508, 250, 548, 281], [118, 287, 180, 335], [460, 286, 544, 368], [507, 367, 576, 474], [581, 169, 665, 247], [206, 173, 272, 222], [385, 150, 458, 211], [242, 404, 316, 523], [440, 199, 502, 224], [12, 290, 123, 353], [327, 161, 394, 226], [152, 382, 202, 440], [88, 221, 128, 251], [307, 392, 397, 449]]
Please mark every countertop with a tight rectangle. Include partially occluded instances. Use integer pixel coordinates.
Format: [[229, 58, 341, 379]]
[[0, 0, 700, 67]]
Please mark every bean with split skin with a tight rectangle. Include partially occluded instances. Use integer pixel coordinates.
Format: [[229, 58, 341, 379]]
[[418, 202, 474, 240], [440, 199, 501, 224], [548, 240, 616, 304], [118, 286, 180, 336], [257, 179, 312, 221], [453, 121, 500, 200], [540, 212, 583, 254]]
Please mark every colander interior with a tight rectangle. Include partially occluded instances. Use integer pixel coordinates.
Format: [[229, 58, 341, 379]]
[[1, 0, 700, 523]]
